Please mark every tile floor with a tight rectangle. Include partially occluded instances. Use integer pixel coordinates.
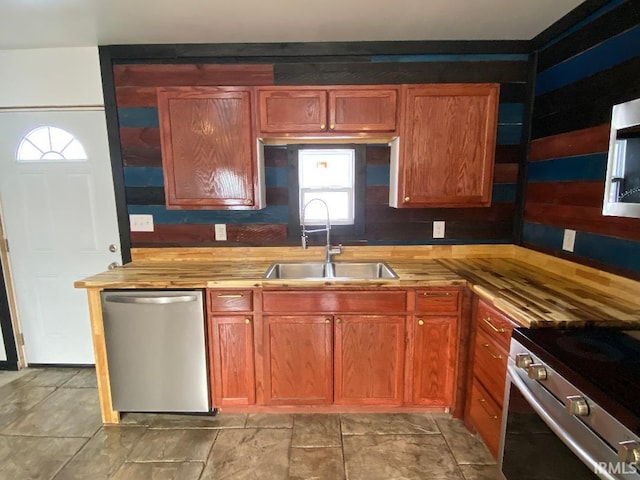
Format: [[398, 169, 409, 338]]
[[0, 368, 500, 479]]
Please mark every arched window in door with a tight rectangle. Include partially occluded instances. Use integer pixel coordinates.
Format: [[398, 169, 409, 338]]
[[16, 126, 87, 162]]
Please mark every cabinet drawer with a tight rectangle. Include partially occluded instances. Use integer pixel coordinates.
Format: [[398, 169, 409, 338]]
[[207, 290, 253, 312], [415, 288, 460, 313], [476, 300, 515, 350], [473, 328, 508, 407], [468, 377, 502, 459], [263, 290, 406, 313]]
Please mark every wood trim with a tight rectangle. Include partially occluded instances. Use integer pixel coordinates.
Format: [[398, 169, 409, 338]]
[[113, 64, 274, 87], [86, 288, 119, 424], [0, 212, 23, 367], [529, 124, 610, 161], [452, 287, 472, 419]]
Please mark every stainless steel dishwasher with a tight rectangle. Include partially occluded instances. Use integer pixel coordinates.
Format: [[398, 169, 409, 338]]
[[101, 290, 210, 413]]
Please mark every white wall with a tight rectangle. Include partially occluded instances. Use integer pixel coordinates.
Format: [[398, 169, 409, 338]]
[[0, 47, 104, 107]]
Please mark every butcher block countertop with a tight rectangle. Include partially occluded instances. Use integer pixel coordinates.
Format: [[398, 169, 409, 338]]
[[74, 245, 640, 329]]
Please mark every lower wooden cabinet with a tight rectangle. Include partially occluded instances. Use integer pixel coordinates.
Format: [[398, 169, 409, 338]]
[[263, 315, 333, 405], [335, 315, 405, 405], [464, 296, 516, 458], [208, 315, 256, 406], [410, 316, 458, 406]]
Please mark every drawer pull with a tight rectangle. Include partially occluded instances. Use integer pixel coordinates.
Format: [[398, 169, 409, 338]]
[[481, 343, 503, 360], [417, 319, 425, 326], [422, 292, 451, 297], [483, 316, 505, 333], [478, 398, 499, 419], [325, 318, 331, 324], [245, 318, 251, 325], [216, 293, 244, 298]]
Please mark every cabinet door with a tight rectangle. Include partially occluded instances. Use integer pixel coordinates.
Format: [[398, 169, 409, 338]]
[[258, 89, 327, 133], [410, 316, 458, 406], [263, 315, 333, 405], [334, 315, 405, 405], [157, 87, 261, 210], [329, 88, 398, 133], [394, 84, 499, 207], [208, 315, 255, 406]]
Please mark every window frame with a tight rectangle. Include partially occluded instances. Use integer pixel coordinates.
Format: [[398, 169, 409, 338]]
[[287, 144, 366, 242]]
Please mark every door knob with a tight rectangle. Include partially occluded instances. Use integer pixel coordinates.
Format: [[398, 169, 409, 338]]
[[108, 244, 118, 252], [565, 395, 589, 416]]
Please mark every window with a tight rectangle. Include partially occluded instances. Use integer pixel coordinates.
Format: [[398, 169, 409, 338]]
[[16, 126, 87, 162], [286, 144, 365, 240], [299, 149, 355, 225]]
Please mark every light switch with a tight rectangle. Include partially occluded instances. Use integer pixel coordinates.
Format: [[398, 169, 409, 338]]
[[433, 221, 445, 239], [129, 214, 154, 232], [562, 229, 576, 252], [214, 224, 227, 241]]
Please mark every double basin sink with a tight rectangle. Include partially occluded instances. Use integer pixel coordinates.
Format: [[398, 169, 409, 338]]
[[263, 261, 398, 280]]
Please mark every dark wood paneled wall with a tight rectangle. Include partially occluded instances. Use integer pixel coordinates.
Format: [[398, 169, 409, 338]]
[[101, 42, 532, 250], [524, 0, 640, 279]]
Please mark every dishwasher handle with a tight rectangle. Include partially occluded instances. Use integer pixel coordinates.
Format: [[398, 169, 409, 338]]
[[104, 295, 199, 305]]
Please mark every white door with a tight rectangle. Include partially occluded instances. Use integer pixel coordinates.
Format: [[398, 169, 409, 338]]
[[0, 109, 121, 364]]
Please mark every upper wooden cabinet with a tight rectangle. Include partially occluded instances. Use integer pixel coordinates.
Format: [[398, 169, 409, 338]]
[[257, 86, 399, 136], [157, 86, 264, 210], [390, 84, 499, 208]]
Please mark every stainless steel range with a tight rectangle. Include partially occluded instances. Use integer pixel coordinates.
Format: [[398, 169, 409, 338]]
[[500, 328, 640, 480]]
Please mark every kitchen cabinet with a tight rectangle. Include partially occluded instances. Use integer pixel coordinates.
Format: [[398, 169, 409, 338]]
[[334, 315, 405, 405], [262, 289, 406, 406], [408, 288, 460, 406], [157, 86, 264, 210], [390, 83, 499, 208], [464, 296, 517, 458], [257, 86, 399, 136], [207, 289, 256, 406]]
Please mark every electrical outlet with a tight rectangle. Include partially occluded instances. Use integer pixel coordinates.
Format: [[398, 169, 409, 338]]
[[562, 229, 576, 252], [433, 221, 445, 239], [214, 224, 227, 241], [129, 214, 154, 232]]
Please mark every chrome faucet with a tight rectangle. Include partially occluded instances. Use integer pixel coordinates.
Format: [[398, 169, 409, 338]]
[[300, 198, 342, 273]]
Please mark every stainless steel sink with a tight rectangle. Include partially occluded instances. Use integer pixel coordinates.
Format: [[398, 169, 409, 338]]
[[263, 262, 398, 280]]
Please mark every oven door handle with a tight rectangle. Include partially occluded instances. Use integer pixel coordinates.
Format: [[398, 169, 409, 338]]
[[507, 365, 620, 480]]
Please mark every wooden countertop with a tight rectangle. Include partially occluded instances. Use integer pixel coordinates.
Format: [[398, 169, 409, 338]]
[[73, 259, 465, 289], [74, 251, 640, 329], [439, 258, 640, 329]]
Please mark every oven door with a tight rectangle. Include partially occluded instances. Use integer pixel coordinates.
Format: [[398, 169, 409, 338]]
[[499, 363, 639, 480]]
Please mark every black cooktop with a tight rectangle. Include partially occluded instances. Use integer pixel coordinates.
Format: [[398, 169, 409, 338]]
[[512, 328, 640, 437]]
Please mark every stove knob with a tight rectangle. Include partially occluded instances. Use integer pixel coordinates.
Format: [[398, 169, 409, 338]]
[[527, 364, 548, 381], [515, 353, 533, 369], [618, 441, 640, 464], [565, 395, 590, 416]]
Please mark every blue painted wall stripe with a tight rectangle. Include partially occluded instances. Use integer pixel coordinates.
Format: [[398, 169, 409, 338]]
[[371, 54, 529, 63], [498, 103, 524, 125], [265, 167, 288, 188], [118, 107, 159, 128], [124, 167, 164, 187], [541, 0, 627, 50], [536, 24, 640, 95], [497, 125, 522, 145], [366, 166, 391, 186], [527, 153, 607, 183], [492, 183, 517, 203], [523, 221, 640, 274], [128, 205, 289, 224]]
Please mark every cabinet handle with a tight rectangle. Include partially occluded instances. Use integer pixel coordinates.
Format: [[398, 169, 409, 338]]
[[417, 319, 424, 326], [245, 318, 251, 324], [329, 124, 335, 130], [217, 293, 243, 298], [244, 199, 253, 205], [481, 343, 502, 360], [482, 316, 505, 333], [336, 318, 342, 324], [403, 196, 410, 203], [422, 292, 451, 297], [320, 124, 326, 130], [478, 398, 498, 420], [325, 318, 331, 324]]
